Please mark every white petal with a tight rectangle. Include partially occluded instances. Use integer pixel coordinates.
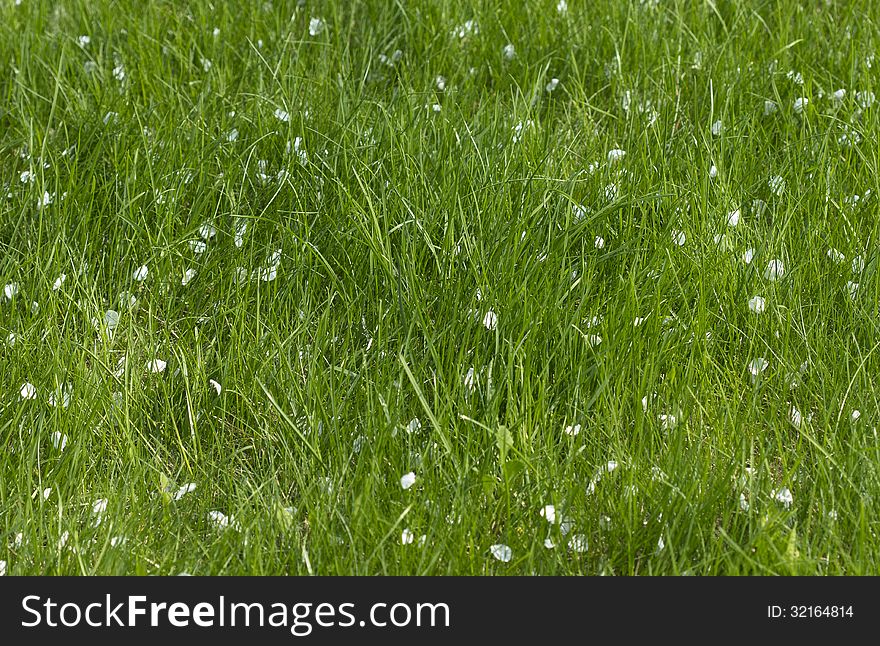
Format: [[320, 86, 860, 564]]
[[846, 281, 859, 299], [540, 505, 556, 524], [568, 534, 588, 553], [748, 296, 766, 314], [789, 406, 803, 428], [234, 220, 248, 247], [104, 309, 120, 330], [51, 432, 68, 451], [208, 511, 230, 528], [405, 418, 422, 434], [852, 256, 865, 274], [768, 175, 785, 196], [400, 471, 416, 490], [133, 265, 149, 282], [764, 259, 785, 281], [3, 283, 19, 301], [772, 487, 793, 508], [726, 209, 740, 227], [173, 483, 197, 500], [308, 17, 325, 36], [671, 230, 686, 246], [489, 544, 512, 562], [748, 357, 769, 376]]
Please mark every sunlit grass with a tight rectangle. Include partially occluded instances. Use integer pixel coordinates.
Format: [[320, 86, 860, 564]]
[[1, 0, 879, 575]]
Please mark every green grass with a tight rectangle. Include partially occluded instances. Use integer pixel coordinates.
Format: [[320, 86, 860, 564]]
[[1, 0, 879, 575]]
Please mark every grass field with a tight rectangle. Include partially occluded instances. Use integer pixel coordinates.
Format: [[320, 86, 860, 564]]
[[1, 0, 879, 575]]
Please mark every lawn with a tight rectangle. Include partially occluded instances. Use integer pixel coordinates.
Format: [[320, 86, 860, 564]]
[[1, 0, 879, 575]]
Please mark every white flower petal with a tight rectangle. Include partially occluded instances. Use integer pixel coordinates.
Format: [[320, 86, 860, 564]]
[[772, 487, 793, 509], [789, 406, 803, 428], [198, 223, 216, 240], [748, 357, 769, 376], [768, 175, 785, 197], [726, 209, 740, 227], [19, 382, 37, 400], [748, 296, 766, 314], [173, 483, 197, 501], [3, 283, 19, 301], [51, 432, 68, 451], [827, 248, 845, 264], [208, 511, 231, 528], [568, 534, 588, 553], [671, 230, 686, 246], [405, 418, 422, 434], [400, 471, 416, 490], [133, 265, 149, 282], [489, 544, 512, 562], [764, 259, 785, 281], [308, 17, 325, 37]]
